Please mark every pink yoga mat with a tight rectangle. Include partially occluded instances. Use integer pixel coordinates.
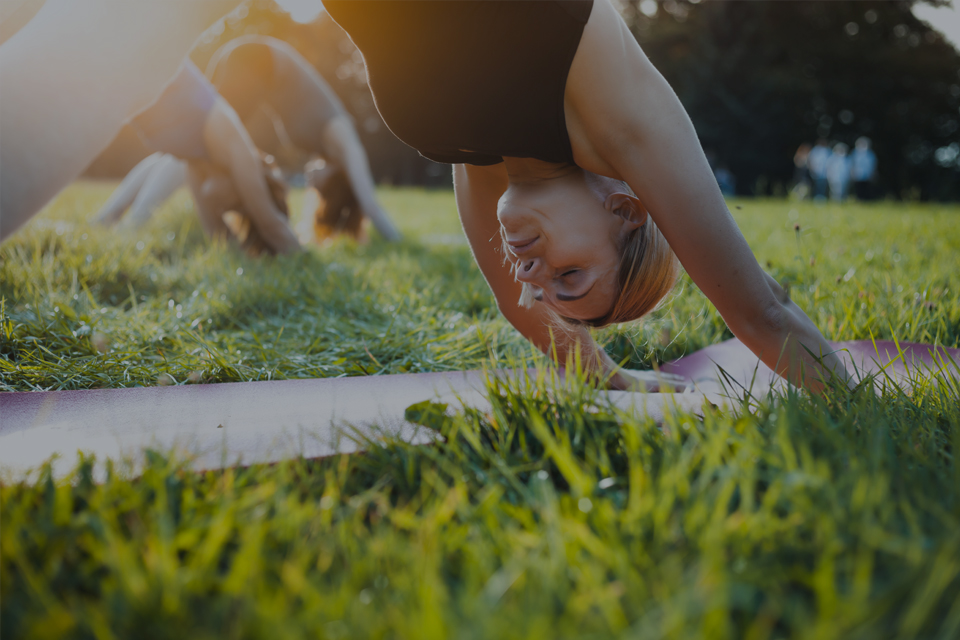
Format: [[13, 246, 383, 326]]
[[658, 338, 960, 395], [1, 339, 956, 478]]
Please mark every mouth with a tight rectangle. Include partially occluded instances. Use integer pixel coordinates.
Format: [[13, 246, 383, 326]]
[[506, 236, 539, 255]]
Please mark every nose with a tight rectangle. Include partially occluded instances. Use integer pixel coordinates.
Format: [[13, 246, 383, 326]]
[[515, 257, 542, 283]]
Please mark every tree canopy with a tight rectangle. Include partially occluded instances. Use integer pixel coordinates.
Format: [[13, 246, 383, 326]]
[[623, 0, 960, 199]]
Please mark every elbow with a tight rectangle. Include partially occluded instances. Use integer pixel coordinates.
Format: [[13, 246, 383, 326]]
[[733, 299, 788, 347]]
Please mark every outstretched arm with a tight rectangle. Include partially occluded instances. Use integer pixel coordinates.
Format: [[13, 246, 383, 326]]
[[566, 0, 850, 393], [454, 163, 634, 389], [323, 116, 401, 241], [202, 99, 300, 254]]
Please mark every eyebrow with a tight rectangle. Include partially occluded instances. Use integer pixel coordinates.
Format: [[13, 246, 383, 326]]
[[556, 282, 595, 302]]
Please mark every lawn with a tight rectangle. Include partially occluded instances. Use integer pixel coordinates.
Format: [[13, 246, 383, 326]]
[[2, 184, 959, 638]]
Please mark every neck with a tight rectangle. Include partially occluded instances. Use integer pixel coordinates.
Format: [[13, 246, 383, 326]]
[[502, 157, 580, 185]]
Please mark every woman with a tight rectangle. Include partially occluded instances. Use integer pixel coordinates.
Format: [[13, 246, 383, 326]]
[[206, 35, 401, 242], [98, 60, 300, 254], [325, 0, 850, 392]]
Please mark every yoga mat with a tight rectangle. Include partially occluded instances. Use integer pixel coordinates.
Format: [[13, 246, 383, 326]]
[[658, 339, 960, 396], [1, 339, 956, 479]]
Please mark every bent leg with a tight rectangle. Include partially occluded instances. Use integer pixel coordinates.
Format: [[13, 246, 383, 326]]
[[120, 155, 188, 230], [94, 152, 164, 225], [322, 116, 401, 241]]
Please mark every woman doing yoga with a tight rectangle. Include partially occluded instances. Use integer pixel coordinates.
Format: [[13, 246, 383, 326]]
[[96, 61, 299, 255], [325, 0, 850, 392], [206, 35, 401, 242]]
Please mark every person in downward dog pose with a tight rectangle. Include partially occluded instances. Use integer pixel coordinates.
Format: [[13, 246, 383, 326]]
[[324, 0, 851, 392], [95, 60, 299, 255], [206, 35, 401, 242]]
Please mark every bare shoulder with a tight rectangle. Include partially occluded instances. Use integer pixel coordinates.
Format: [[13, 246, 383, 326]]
[[564, 0, 671, 176]]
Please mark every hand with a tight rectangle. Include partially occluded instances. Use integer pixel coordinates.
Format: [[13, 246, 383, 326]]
[[609, 369, 691, 392]]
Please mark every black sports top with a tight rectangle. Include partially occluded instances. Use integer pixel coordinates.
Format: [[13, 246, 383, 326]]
[[324, 0, 594, 166], [207, 35, 347, 155]]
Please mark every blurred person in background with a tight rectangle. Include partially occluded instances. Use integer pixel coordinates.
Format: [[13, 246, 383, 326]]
[[206, 35, 401, 243], [807, 138, 832, 202], [850, 136, 878, 201], [96, 61, 300, 254], [0, 0, 242, 241], [826, 142, 851, 202], [714, 164, 736, 197], [791, 142, 812, 200]]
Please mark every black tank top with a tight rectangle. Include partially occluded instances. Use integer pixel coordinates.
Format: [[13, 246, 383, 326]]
[[324, 0, 593, 166]]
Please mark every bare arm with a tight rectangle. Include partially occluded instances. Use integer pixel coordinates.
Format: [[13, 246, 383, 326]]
[[454, 163, 633, 388], [323, 116, 401, 241], [566, 0, 850, 392], [202, 99, 300, 254]]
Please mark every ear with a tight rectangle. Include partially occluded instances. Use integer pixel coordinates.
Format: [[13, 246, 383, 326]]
[[604, 192, 648, 232]]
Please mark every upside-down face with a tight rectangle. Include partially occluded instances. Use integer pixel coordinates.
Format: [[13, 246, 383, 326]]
[[496, 169, 647, 323]]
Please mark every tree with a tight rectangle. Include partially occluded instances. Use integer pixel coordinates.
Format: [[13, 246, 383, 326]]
[[622, 0, 960, 199]]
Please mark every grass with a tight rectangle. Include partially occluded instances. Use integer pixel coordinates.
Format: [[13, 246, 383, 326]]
[[1, 184, 959, 638]]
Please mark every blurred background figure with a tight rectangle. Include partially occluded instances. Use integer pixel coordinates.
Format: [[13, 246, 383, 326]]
[[791, 142, 812, 200], [850, 137, 878, 201], [807, 139, 832, 202], [714, 164, 737, 197], [207, 35, 401, 242], [96, 61, 299, 254], [826, 142, 851, 202]]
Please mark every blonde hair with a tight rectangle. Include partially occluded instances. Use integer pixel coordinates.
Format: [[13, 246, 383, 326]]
[[518, 215, 679, 328]]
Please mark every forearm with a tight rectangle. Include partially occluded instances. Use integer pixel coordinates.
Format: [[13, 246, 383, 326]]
[[323, 117, 400, 241], [500, 305, 636, 388], [204, 101, 300, 253], [742, 289, 852, 394]]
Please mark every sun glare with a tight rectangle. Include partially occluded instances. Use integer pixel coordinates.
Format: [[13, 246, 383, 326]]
[[275, 0, 324, 24]]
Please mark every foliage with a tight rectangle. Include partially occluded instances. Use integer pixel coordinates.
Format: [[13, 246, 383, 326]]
[[625, 0, 960, 200], [1, 185, 960, 638]]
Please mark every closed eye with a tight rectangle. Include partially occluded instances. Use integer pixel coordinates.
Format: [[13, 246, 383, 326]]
[[556, 281, 595, 302]]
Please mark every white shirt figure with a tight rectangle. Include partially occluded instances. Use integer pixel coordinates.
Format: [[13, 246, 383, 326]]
[[850, 137, 877, 182], [807, 142, 832, 180], [826, 143, 851, 202]]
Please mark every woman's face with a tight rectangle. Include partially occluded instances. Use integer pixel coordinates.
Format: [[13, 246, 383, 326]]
[[497, 171, 646, 322]]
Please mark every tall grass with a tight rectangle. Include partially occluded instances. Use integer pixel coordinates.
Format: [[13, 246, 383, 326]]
[[1, 185, 959, 638]]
